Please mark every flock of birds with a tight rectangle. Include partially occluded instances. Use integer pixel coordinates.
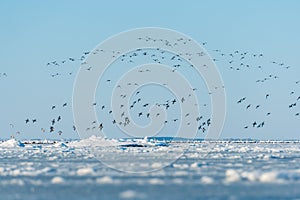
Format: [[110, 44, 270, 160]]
[[236, 96, 269, 129], [46, 51, 90, 78], [84, 89, 211, 135], [2, 35, 299, 138], [210, 46, 299, 130], [8, 102, 76, 137], [24, 102, 72, 135]]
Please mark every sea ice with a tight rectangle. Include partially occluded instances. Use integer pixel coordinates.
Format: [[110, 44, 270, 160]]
[[51, 176, 65, 184], [0, 139, 24, 147]]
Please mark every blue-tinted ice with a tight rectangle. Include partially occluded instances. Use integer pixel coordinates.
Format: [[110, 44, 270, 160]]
[[0, 137, 300, 200]]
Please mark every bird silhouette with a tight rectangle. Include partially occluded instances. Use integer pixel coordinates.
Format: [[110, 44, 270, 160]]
[[50, 126, 54, 132], [42, 39, 300, 137], [99, 123, 103, 131]]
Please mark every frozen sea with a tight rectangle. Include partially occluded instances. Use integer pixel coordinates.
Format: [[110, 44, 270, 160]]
[[1, 136, 300, 200]]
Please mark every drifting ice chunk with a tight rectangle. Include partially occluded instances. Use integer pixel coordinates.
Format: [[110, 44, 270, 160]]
[[96, 176, 114, 184], [0, 139, 25, 147], [51, 176, 65, 184], [259, 171, 279, 183], [225, 169, 241, 183], [200, 176, 214, 184], [77, 167, 94, 176], [119, 190, 143, 199], [69, 135, 119, 147]]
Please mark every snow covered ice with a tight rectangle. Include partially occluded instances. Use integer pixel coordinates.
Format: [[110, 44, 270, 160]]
[[1, 137, 300, 200]]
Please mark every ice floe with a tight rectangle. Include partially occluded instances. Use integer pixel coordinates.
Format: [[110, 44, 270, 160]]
[[0, 139, 24, 148]]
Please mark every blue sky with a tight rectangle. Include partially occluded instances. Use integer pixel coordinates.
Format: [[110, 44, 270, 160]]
[[0, 0, 299, 140]]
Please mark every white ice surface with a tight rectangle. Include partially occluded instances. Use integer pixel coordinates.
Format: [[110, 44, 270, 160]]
[[1, 136, 300, 199]]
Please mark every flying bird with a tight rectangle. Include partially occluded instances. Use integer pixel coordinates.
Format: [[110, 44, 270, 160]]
[[266, 94, 270, 99], [50, 126, 54, 132], [99, 123, 103, 131]]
